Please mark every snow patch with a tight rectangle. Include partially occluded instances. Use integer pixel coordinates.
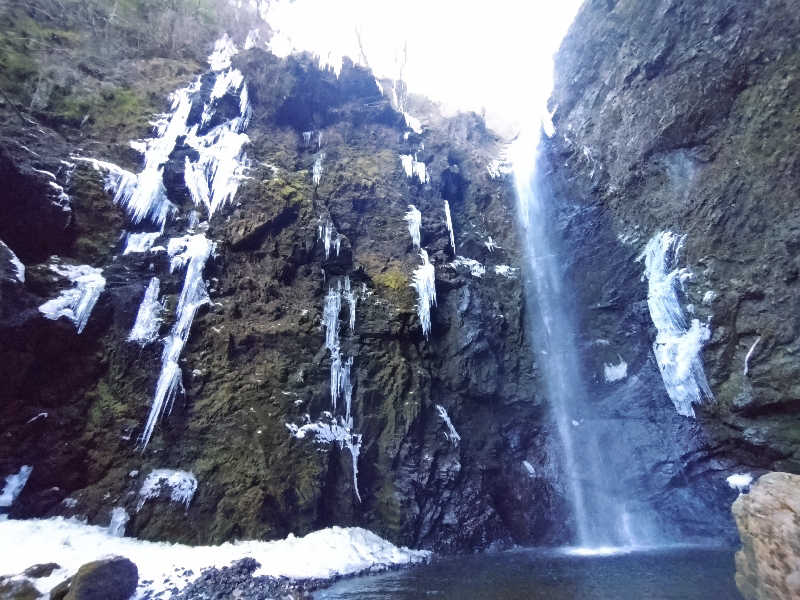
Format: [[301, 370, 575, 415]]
[[727, 473, 752, 493], [0, 518, 430, 598], [603, 358, 628, 383]]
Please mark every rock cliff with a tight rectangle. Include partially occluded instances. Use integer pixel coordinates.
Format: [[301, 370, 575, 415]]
[[0, 0, 561, 553], [540, 0, 800, 541]]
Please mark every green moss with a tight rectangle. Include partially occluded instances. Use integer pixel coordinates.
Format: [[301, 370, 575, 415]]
[[374, 268, 409, 291]]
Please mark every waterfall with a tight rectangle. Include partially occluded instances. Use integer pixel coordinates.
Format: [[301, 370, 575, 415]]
[[513, 133, 658, 550]]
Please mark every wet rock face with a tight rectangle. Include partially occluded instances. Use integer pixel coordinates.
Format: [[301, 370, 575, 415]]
[[732, 472, 800, 600], [541, 0, 800, 539], [0, 26, 562, 551]]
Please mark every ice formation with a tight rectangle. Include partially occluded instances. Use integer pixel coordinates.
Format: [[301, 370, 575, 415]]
[[494, 265, 518, 278], [136, 469, 198, 512], [313, 151, 325, 185], [318, 220, 339, 259], [449, 256, 485, 278], [443, 200, 455, 253], [138, 235, 214, 449], [603, 358, 628, 382], [640, 232, 713, 417], [123, 231, 161, 255], [39, 262, 106, 334], [0, 517, 430, 597], [522, 460, 536, 476], [485, 237, 499, 252], [744, 337, 761, 377], [411, 250, 436, 338], [290, 276, 362, 500], [404, 205, 422, 248], [108, 507, 129, 537], [343, 276, 357, 331], [399, 154, 428, 183], [727, 473, 753, 493], [435, 405, 461, 445], [0, 465, 32, 508], [128, 277, 164, 346]]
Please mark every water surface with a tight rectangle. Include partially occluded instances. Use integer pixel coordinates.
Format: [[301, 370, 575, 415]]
[[317, 546, 743, 600]]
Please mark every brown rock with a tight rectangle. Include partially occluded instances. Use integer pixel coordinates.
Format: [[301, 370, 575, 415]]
[[732, 472, 800, 600]]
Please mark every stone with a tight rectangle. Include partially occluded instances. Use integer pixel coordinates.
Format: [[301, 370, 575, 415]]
[[63, 557, 137, 600], [22, 564, 60, 579], [732, 472, 800, 600], [0, 579, 41, 600]]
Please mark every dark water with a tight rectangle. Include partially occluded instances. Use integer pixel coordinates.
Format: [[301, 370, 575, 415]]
[[316, 547, 743, 600]]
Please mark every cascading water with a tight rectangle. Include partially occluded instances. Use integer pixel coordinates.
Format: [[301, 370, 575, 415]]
[[512, 134, 659, 551]]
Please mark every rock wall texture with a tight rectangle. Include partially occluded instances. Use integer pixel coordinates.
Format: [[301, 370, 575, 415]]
[[541, 0, 800, 540], [732, 472, 800, 600]]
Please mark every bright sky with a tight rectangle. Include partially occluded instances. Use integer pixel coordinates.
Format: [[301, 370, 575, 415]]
[[262, 0, 584, 137]]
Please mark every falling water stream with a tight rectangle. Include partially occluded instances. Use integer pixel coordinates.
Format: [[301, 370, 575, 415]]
[[511, 133, 658, 552]]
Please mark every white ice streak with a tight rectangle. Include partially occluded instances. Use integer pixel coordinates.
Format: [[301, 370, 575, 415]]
[[136, 469, 198, 512], [727, 473, 753, 493], [123, 232, 161, 255], [343, 276, 357, 331], [0, 517, 430, 597], [435, 405, 460, 445], [744, 337, 761, 378], [0, 465, 32, 508], [449, 256, 485, 278], [128, 277, 164, 346], [640, 232, 712, 417], [411, 249, 436, 338], [399, 154, 428, 183], [139, 235, 214, 449], [603, 358, 628, 382], [443, 200, 455, 253], [108, 507, 129, 537], [39, 263, 105, 334], [403, 205, 422, 249], [485, 237, 499, 252]]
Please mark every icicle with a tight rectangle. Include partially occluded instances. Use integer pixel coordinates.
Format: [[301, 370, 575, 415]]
[[485, 237, 499, 252], [302, 131, 313, 147], [343, 276, 357, 331], [744, 337, 761, 377], [128, 277, 164, 346], [399, 154, 428, 183], [322, 284, 342, 353], [410, 250, 437, 338], [403, 205, 422, 249], [443, 200, 455, 253], [39, 263, 105, 334], [640, 232, 713, 417], [139, 235, 214, 449], [318, 221, 336, 259], [313, 152, 325, 185]]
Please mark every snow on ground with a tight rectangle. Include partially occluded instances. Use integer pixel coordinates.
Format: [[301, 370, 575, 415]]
[[0, 518, 430, 597]]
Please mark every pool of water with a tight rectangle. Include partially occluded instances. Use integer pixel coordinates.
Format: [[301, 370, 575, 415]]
[[316, 546, 743, 600]]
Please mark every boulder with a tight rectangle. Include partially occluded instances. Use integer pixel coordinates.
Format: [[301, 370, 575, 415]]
[[732, 472, 800, 600], [22, 564, 59, 579], [62, 557, 137, 600]]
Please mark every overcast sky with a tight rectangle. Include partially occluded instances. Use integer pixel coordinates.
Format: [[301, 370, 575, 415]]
[[263, 0, 583, 137]]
